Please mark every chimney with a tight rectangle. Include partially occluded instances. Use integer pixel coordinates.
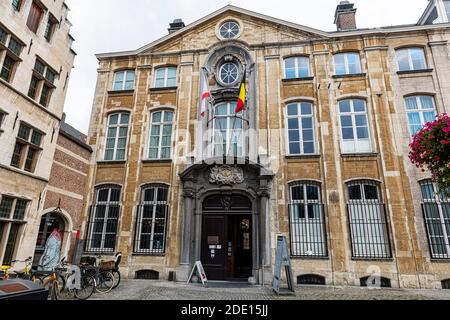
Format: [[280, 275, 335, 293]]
[[168, 19, 185, 34], [334, 1, 357, 31]]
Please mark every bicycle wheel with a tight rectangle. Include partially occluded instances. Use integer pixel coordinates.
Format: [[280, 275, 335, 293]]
[[96, 271, 115, 293], [50, 281, 59, 300], [112, 270, 121, 289], [57, 274, 66, 293], [75, 275, 95, 300]]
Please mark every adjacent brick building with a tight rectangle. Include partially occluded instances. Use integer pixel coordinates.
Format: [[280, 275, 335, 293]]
[[81, 1, 450, 289], [0, 0, 76, 266]]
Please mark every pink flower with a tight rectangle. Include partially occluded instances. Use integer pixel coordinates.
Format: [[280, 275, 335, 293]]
[[443, 127, 450, 133]]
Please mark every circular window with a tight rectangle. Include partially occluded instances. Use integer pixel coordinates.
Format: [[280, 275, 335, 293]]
[[219, 21, 240, 39], [218, 62, 239, 85]]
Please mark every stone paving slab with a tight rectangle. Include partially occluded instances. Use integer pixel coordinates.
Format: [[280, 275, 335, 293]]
[[88, 280, 450, 300]]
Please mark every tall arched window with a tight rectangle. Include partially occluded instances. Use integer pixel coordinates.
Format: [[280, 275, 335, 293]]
[[346, 180, 391, 259], [104, 112, 130, 161], [289, 181, 327, 257], [148, 110, 173, 160], [134, 184, 169, 255], [212, 102, 244, 157], [86, 185, 121, 253], [420, 180, 450, 259]]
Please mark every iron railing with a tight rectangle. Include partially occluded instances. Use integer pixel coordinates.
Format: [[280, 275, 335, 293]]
[[347, 203, 392, 259], [422, 202, 450, 260], [133, 204, 169, 255], [288, 203, 328, 258], [84, 205, 120, 254]]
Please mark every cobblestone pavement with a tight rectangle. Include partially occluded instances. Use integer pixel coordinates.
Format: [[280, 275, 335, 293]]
[[88, 280, 450, 300]]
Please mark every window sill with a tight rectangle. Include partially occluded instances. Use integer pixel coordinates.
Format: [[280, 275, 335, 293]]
[[97, 160, 127, 165], [107, 89, 135, 95], [430, 259, 450, 263], [286, 154, 321, 160], [282, 77, 315, 83], [142, 159, 172, 164], [291, 256, 329, 260], [332, 73, 366, 79], [132, 253, 166, 257], [351, 257, 394, 262], [397, 69, 433, 75], [341, 153, 379, 158], [149, 86, 178, 92]]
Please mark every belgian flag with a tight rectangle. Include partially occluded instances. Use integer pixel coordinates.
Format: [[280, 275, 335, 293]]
[[235, 73, 246, 114]]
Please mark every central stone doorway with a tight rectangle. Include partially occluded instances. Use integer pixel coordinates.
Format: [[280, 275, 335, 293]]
[[201, 194, 253, 281]]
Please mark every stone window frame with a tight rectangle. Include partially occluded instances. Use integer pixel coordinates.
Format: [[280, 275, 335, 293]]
[[404, 94, 437, 136], [333, 51, 362, 76], [337, 98, 373, 154], [133, 184, 170, 256], [283, 55, 311, 79], [288, 180, 328, 258], [0, 195, 29, 265], [112, 69, 136, 91], [0, 23, 25, 84], [284, 101, 317, 156], [395, 46, 428, 72], [153, 66, 177, 89], [147, 109, 174, 160], [43, 12, 59, 43], [28, 56, 58, 108], [103, 112, 131, 162], [10, 121, 45, 173]]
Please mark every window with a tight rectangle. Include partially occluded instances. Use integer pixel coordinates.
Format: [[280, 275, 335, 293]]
[[0, 27, 7, 44], [420, 180, 450, 259], [0, 55, 16, 82], [12, 0, 22, 11], [334, 53, 362, 75], [405, 95, 436, 135], [26, 2, 43, 33], [29, 58, 58, 107], [212, 102, 244, 157], [0, 195, 28, 265], [10, 123, 43, 173], [338, 99, 372, 154], [154, 67, 177, 88], [289, 182, 327, 257], [112, 70, 135, 91], [134, 185, 169, 255], [0, 110, 6, 132], [86, 186, 121, 253], [44, 15, 58, 42], [104, 113, 130, 161], [396, 48, 427, 72], [219, 21, 240, 39], [347, 181, 391, 259], [8, 37, 23, 56], [218, 62, 239, 86], [286, 102, 315, 155], [284, 57, 310, 79], [148, 110, 173, 160]]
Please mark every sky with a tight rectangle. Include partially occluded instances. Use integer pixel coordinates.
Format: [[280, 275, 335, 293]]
[[64, 0, 429, 134]]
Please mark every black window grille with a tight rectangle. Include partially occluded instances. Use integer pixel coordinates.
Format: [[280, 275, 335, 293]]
[[442, 279, 450, 290], [135, 269, 159, 280], [85, 186, 121, 254], [347, 181, 392, 259], [420, 181, 450, 260], [297, 274, 326, 285], [360, 276, 392, 288], [134, 185, 169, 255], [288, 182, 328, 258]]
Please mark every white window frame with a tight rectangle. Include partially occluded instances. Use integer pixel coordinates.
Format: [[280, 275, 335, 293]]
[[211, 102, 244, 158], [154, 67, 177, 88], [289, 182, 327, 257], [338, 99, 372, 154], [333, 53, 362, 75], [134, 185, 169, 255], [404, 95, 437, 135], [104, 113, 130, 161], [396, 48, 427, 72], [285, 102, 316, 156], [284, 56, 311, 79], [147, 110, 174, 160], [112, 70, 135, 91]]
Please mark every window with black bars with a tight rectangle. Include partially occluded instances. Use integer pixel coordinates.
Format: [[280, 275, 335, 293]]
[[134, 185, 169, 255], [288, 182, 328, 257], [347, 180, 392, 259], [85, 186, 121, 254], [420, 180, 450, 260]]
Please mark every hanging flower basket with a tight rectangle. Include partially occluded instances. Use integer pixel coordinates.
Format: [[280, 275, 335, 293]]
[[409, 113, 450, 195]]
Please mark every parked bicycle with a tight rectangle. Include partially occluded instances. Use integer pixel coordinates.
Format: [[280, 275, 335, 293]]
[[0, 257, 34, 280], [80, 252, 122, 292]]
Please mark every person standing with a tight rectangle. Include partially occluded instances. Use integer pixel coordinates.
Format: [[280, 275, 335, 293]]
[[38, 221, 62, 271]]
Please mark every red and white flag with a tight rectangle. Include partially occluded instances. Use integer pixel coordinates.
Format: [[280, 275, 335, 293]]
[[200, 71, 210, 118]]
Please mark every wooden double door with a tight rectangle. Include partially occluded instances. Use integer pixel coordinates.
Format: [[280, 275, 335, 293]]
[[201, 214, 253, 281]]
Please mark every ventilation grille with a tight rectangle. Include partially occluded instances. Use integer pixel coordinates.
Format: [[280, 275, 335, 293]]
[[135, 270, 159, 280], [297, 274, 326, 285]]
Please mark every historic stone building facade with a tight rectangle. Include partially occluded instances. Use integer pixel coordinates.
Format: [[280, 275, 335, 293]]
[[82, 2, 450, 289], [0, 0, 76, 266]]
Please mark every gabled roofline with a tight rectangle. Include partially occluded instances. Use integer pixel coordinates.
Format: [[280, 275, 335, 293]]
[[95, 4, 450, 60]]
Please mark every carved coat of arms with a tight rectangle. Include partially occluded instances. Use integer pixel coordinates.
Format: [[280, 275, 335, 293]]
[[209, 165, 244, 185]]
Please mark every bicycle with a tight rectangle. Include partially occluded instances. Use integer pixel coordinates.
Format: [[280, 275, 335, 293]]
[[0, 257, 34, 280], [80, 255, 115, 294]]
